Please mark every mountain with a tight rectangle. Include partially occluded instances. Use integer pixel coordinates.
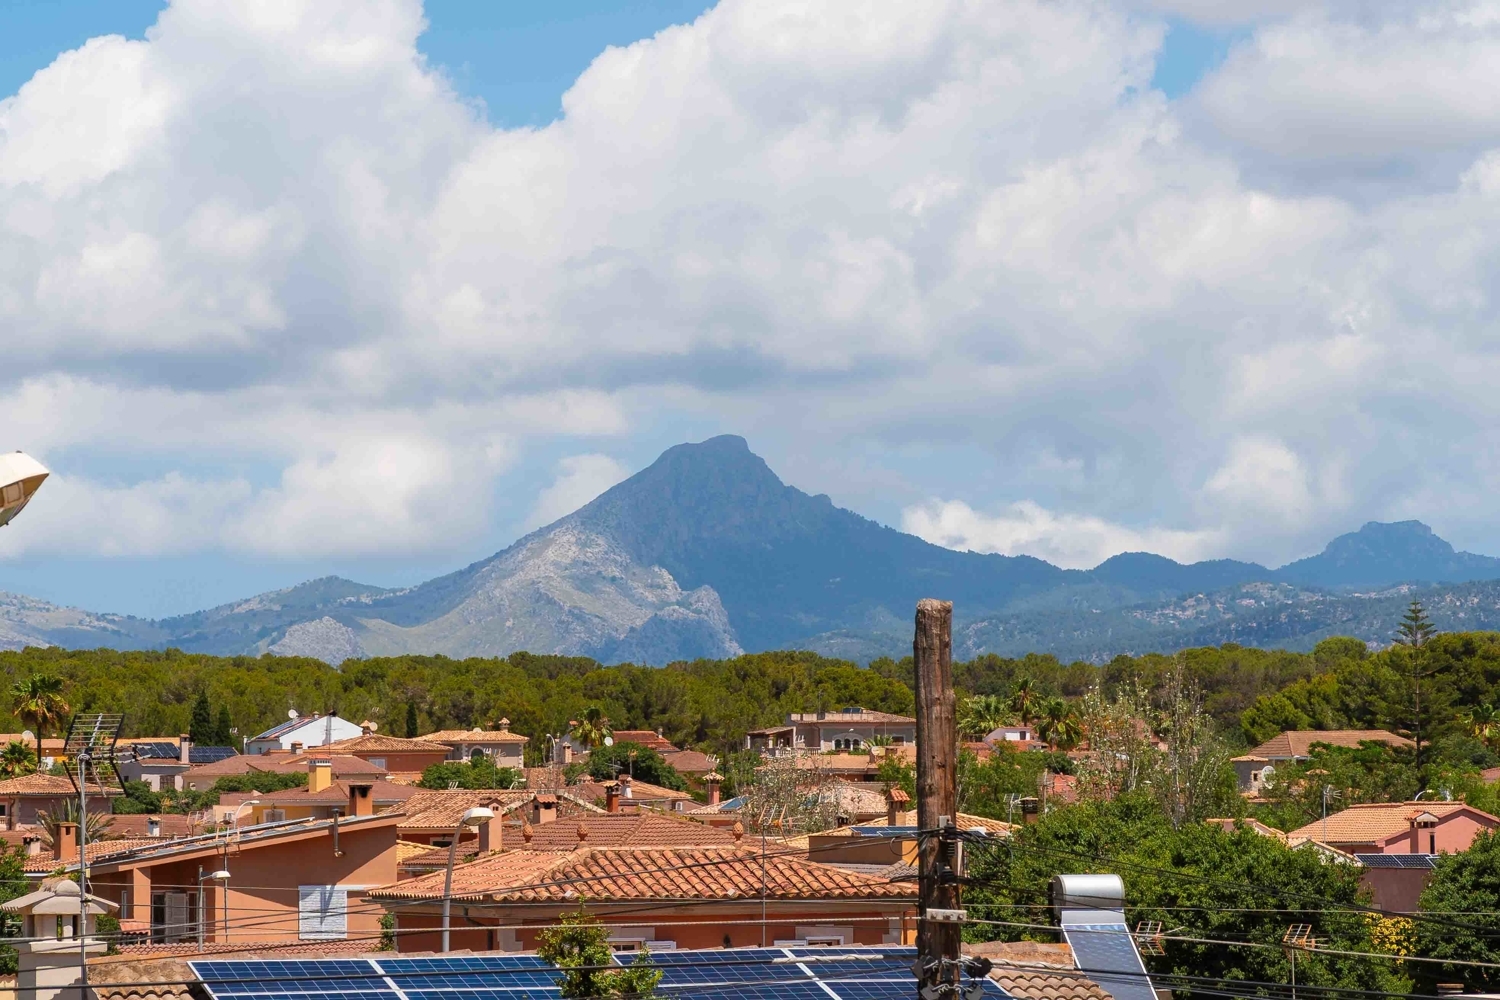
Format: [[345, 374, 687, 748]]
[[6, 435, 1500, 664], [1275, 520, 1500, 588]]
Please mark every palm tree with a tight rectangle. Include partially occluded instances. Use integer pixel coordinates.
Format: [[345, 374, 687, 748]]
[[958, 695, 1010, 739], [1036, 698, 1067, 750], [571, 707, 612, 750], [36, 802, 118, 848], [0, 740, 36, 778], [11, 674, 70, 742], [1010, 679, 1038, 727], [1466, 704, 1499, 747]]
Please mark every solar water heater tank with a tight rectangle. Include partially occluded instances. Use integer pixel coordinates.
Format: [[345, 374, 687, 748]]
[[1050, 873, 1125, 913]]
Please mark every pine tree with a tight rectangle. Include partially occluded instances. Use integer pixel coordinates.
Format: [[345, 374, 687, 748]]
[[1394, 600, 1439, 789], [211, 705, 234, 747], [405, 701, 419, 739], [188, 691, 213, 745]]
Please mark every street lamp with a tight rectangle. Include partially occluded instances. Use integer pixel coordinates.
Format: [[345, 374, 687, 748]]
[[230, 798, 261, 831], [197, 867, 231, 952], [441, 806, 494, 952]]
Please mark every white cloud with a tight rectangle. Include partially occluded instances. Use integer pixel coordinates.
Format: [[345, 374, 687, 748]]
[[525, 455, 632, 531], [2, 0, 1500, 578], [902, 499, 1222, 569]]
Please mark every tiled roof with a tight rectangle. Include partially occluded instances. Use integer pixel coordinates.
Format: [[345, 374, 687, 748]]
[[965, 941, 1074, 967], [23, 838, 164, 873], [398, 789, 532, 831], [990, 966, 1112, 1000], [0, 773, 119, 796], [397, 839, 438, 864], [784, 812, 1009, 851], [789, 710, 915, 725], [1286, 801, 1496, 845], [566, 778, 694, 806], [183, 753, 388, 782], [660, 750, 718, 773], [1206, 817, 1288, 842], [424, 728, 530, 744], [516, 812, 736, 850], [322, 734, 452, 754], [607, 731, 679, 751], [258, 779, 419, 807], [106, 814, 199, 838], [371, 845, 917, 902], [1247, 730, 1414, 759]]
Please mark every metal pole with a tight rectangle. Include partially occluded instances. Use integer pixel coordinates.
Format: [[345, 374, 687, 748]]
[[77, 750, 90, 1000], [197, 865, 205, 952], [442, 820, 462, 952], [915, 598, 959, 996]]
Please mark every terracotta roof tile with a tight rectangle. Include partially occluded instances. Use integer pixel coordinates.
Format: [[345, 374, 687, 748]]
[[371, 846, 918, 902], [607, 731, 679, 751], [423, 728, 529, 744], [398, 789, 532, 831], [660, 750, 718, 774], [322, 734, 453, 754], [1286, 801, 1498, 845], [1247, 730, 1413, 759], [23, 838, 164, 873], [788, 710, 915, 724], [0, 773, 118, 796], [990, 967, 1113, 1000], [259, 779, 419, 807]]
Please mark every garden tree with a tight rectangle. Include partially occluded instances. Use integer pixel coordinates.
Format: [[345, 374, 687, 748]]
[[571, 707, 612, 750], [1466, 702, 1499, 749], [211, 705, 234, 747], [956, 746, 1073, 819], [1415, 828, 1500, 992], [10, 673, 69, 741], [112, 780, 163, 815], [1010, 678, 1037, 725], [582, 742, 688, 791], [1035, 697, 1081, 750], [1154, 664, 1238, 827], [188, 691, 214, 745], [0, 845, 30, 973], [737, 754, 840, 836], [1251, 742, 1421, 833], [875, 758, 916, 799], [538, 909, 661, 999], [172, 771, 307, 814], [1395, 600, 1440, 783], [964, 795, 1411, 997], [416, 759, 523, 790], [957, 694, 1010, 739], [1073, 684, 1158, 801], [36, 803, 117, 847], [405, 701, 419, 739], [0, 740, 35, 778]]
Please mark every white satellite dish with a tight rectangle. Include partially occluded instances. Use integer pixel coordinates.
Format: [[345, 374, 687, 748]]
[[288, 709, 299, 720], [0, 453, 49, 529], [603, 736, 614, 747], [20, 730, 34, 744]]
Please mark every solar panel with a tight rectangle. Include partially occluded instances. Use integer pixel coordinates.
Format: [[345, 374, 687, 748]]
[[191, 960, 397, 1000], [377, 955, 561, 990], [732, 982, 840, 1000], [1061, 923, 1158, 1000]]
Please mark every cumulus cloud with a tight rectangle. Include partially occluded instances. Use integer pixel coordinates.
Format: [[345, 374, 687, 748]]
[[902, 499, 1222, 569], [2, 0, 1500, 580]]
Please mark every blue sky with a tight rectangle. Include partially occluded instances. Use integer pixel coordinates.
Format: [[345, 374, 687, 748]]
[[6, 0, 1491, 621]]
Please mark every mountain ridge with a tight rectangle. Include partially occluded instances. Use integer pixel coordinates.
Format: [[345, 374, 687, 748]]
[[5, 435, 1500, 663]]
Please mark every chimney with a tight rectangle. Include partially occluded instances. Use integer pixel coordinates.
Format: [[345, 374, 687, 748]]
[[477, 816, 497, 853], [620, 774, 634, 799], [886, 787, 911, 827], [498, 717, 510, 732], [147, 817, 161, 837], [308, 760, 333, 794], [704, 771, 723, 807], [1019, 796, 1040, 825], [54, 822, 79, 863], [605, 781, 620, 813], [532, 794, 557, 824], [562, 744, 573, 765], [179, 734, 192, 765], [290, 741, 304, 755], [361, 724, 372, 736], [23, 834, 40, 857], [348, 783, 374, 817]]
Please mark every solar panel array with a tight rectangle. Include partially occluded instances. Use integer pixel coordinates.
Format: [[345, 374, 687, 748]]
[[193, 946, 1014, 1000], [1353, 853, 1437, 869], [132, 742, 241, 763]]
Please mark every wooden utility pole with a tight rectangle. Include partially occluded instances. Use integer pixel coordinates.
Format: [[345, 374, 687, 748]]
[[914, 598, 960, 998]]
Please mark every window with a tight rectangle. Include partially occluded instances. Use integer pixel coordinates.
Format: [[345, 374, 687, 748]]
[[1431, 833, 1437, 854], [151, 891, 194, 943], [368, 758, 386, 770], [265, 809, 286, 822], [298, 885, 348, 940]]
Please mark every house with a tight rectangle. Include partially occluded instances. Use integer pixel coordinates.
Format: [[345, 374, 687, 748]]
[[118, 739, 239, 792], [1286, 801, 1500, 855], [964, 941, 1115, 1000], [0, 734, 66, 771], [245, 713, 364, 754], [55, 807, 401, 946], [746, 709, 916, 753], [315, 733, 452, 777], [423, 723, 530, 768], [181, 751, 387, 792], [1232, 730, 1414, 793], [234, 761, 419, 824], [396, 788, 536, 846], [985, 725, 1036, 743], [797, 802, 1010, 869], [368, 842, 917, 952], [0, 774, 119, 828]]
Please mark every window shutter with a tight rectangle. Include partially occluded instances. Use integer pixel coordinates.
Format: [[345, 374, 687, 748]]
[[298, 885, 348, 940]]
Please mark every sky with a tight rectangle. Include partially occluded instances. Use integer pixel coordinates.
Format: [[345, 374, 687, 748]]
[[2, 0, 1498, 618]]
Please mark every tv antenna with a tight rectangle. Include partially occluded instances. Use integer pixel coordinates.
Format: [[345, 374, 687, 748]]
[[62, 712, 126, 1000]]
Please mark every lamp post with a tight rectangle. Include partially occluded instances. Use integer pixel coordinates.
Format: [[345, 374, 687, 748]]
[[230, 798, 261, 831], [197, 867, 231, 952], [442, 806, 494, 952]]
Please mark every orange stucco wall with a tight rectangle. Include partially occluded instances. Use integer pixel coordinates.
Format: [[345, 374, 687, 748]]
[[90, 821, 399, 945]]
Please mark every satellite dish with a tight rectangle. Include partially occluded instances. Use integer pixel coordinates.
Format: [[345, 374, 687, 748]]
[[0, 453, 49, 529], [603, 737, 614, 747], [20, 730, 34, 743], [288, 709, 299, 720]]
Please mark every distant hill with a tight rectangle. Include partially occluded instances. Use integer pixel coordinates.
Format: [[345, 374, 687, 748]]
[[5, 436, 1500, 663]]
